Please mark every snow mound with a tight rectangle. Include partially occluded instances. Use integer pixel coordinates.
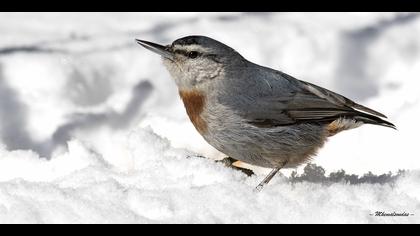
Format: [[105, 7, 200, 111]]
[[0, 126, 418, 223]]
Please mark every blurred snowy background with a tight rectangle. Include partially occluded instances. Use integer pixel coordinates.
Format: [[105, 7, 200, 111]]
[[0, 12, 419, 223]]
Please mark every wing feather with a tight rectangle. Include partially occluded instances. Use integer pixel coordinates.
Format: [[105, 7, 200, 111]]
[[240, 71, 391, 127]]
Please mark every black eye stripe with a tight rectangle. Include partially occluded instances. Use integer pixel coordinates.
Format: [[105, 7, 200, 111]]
[[174, 49, 202, 58], [172, 50, 220, 62]]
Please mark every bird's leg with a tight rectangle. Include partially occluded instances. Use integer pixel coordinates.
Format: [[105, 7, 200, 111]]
[[255, 161, 287, 192], [216, 157, 254, 177]]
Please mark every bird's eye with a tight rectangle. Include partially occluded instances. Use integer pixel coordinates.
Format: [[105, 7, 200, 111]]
[[188, 51, 199, 59]]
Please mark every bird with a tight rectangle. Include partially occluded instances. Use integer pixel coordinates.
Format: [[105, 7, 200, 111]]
[[135, 35, 395, 191]]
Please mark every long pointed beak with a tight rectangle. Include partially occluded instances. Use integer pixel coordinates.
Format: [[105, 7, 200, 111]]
[[135, 39, 174, 60]]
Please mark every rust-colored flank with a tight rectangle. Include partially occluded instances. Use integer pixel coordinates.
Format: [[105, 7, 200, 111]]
[[326, 119, 342, 136], [179, 90, 208, 134]]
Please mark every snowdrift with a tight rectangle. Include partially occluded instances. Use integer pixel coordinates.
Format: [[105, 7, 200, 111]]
[[0, 127, 418, 223]]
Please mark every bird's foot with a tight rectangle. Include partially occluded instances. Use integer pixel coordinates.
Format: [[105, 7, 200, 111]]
[[187, 155, 254, 177], [216, 157, 254, 177]]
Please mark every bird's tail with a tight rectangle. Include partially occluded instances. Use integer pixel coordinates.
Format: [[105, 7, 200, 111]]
[[354, 112, 396, 130]]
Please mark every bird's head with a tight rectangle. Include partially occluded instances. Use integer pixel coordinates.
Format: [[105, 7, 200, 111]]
[[136, 35, 244, 90]]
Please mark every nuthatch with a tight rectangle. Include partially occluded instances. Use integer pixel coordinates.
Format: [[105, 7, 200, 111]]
[[136, 35, 395, 191]]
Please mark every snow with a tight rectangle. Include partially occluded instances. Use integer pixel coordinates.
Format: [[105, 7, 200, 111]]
[[0, 128, 419, 223], [0, 12, 419, 223]]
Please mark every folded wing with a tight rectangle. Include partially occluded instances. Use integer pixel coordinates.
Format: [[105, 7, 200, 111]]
[[242, 72, 395, 129]]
